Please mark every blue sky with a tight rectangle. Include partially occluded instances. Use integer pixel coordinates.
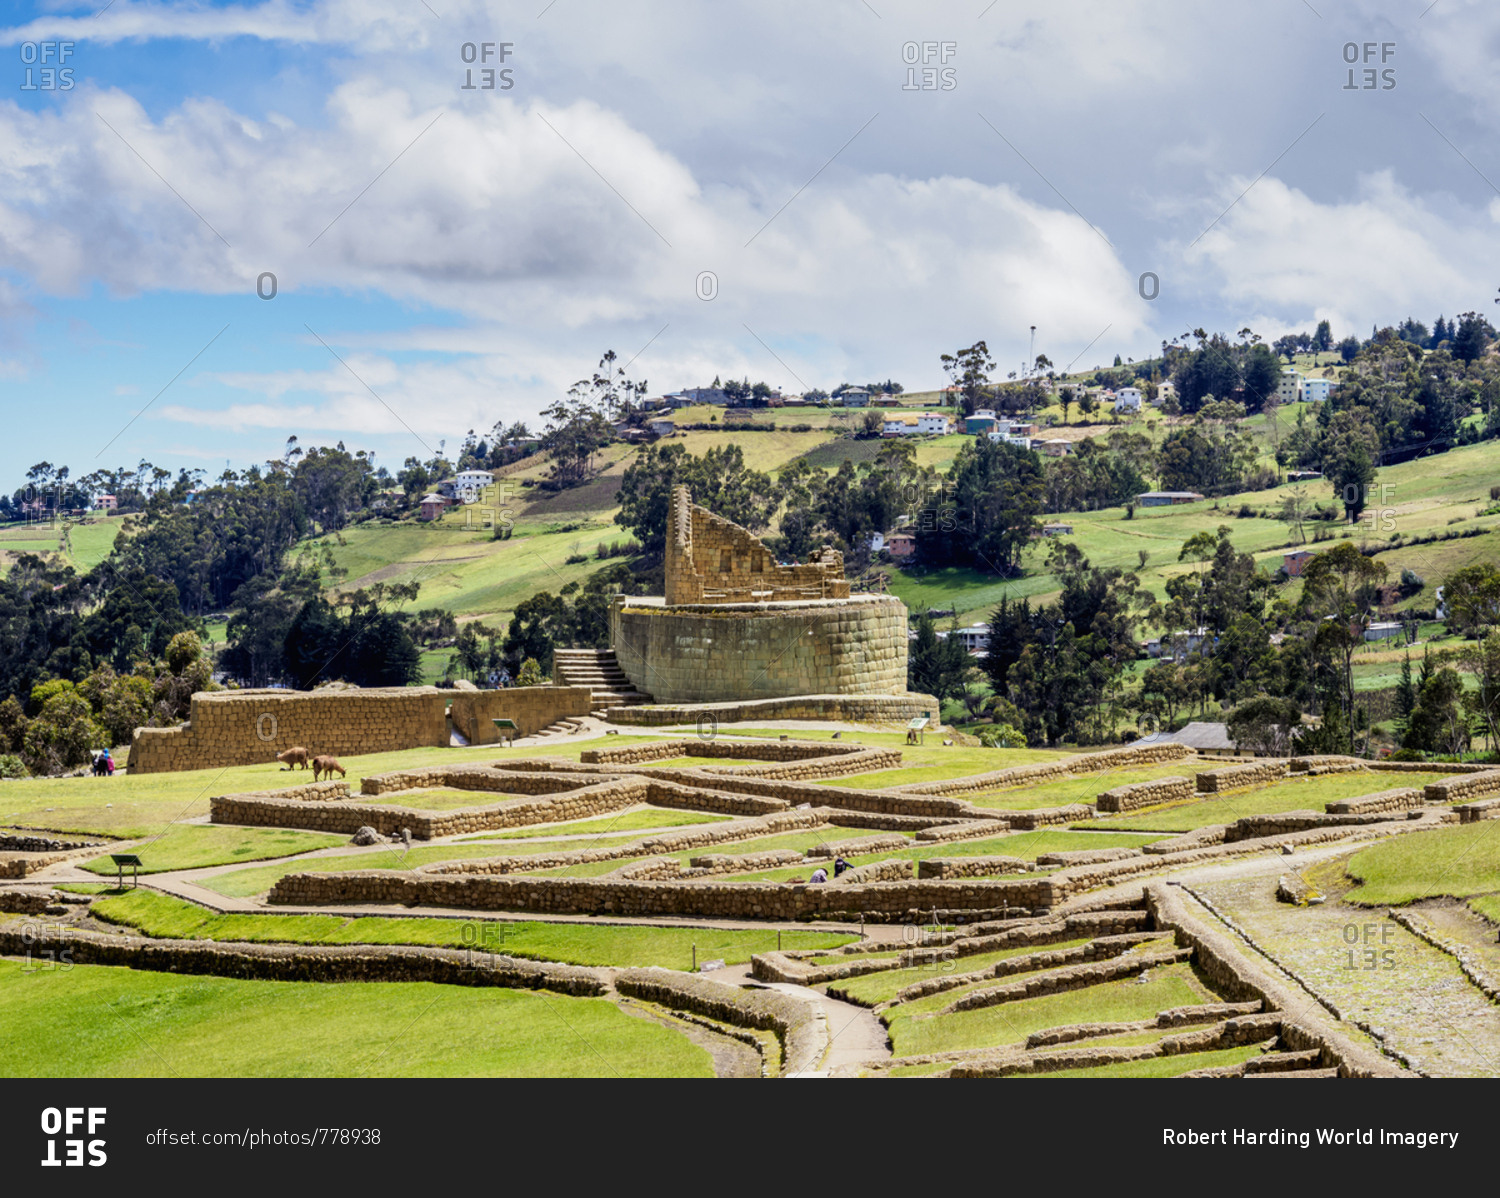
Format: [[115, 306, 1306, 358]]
[[3, 0, 1500, 486]]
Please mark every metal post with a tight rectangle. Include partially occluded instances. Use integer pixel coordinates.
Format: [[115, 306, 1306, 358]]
[[692, 943, 696, 971]]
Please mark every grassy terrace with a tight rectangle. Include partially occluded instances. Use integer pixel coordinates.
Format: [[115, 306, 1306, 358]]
[[833, 938, 1093, 1006], [0, 738, 668, 839], [199, 832, 654, 898], [1074, 771, 1432, 833], [1345, 823, 1500, 908], [80, 826, 345, 876], [884, 961, 1215, 1057], [81, 891, 853, 968], [717, 829, 1165, 882], [455, 808, 729, 840], [1010, 1043, 1266, 1078], [963, 762, 1201, 811], [0, 958, 713, 1077]]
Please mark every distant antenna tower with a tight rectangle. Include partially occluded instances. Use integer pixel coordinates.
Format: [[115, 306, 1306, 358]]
[[1027, 326, 1037, 377]]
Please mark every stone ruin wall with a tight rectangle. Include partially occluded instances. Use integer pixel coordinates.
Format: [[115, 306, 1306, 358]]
[[665, 484, 848, 604], [127, 685, 593, 774], [130, 687, 449, 774], [609, 595, 909, 704]]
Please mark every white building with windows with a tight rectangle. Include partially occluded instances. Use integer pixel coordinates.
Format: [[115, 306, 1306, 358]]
[[1114, 387, 1143, 412], [917, 413, 953, 435], [450, 469, 495, 504], [1277, 368, 1305, 404], [1303, 377, 1334, 403]]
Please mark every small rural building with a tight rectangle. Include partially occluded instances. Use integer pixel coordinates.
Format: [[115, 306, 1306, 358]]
[[1286, 469, 1323, 483], [1037, 438, 1073, 457], [1303, 378, 1334, 403], [1113, 387, 1143, 412], [1138, 490, 1205, 506], [1282, 549, 1316, 577], [648, 419, 676, 436], [841, 388, 871, 407], [1131, 721, 1239, 757], [918, 413, 952, 435], [881, 415, 918, 437], [1364, 621, 1405, 643], [886, 532, 917, 557], [450, 469, 495, 504], [97, 494, 118, 511], [1277, 368, 1305, 404], [418, 493, 450, 522], [1040, 522, 1074, 537]]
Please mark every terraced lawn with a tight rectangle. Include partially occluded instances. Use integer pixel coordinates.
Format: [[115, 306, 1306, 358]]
[[1075, 772, 1432, 833], [0, 738, 665, 838], [965, 763, 1201, 811], [80, 825, 345, 876], [1013, 1043, 1266, 1078], [87, 891, 853, 968], [457, 808, 729, 840], [1346, 822, 1500, 906], [0, 959, 713, 1077], [833, 938, 1093, 1006], [884, 963, 1215, 1057], [199, 833, 650, 897]]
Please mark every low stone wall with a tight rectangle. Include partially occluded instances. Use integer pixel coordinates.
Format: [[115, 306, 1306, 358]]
[[894, 932, 1170, 1003], [267, 869, 1068, 920], [1197, 761, 1288, 793], [211, 776, 647, 839], [688, 850, 807, 875], [580, 738, 877, 768], [806, 834, 909, 859], [1454, 797, 1500, 823], [1288, 755, 1368, 776], [1424, 770, 1500, 804], [0, 925, 605, 995], [129, 687, 449, 775], [607, 693, 939, 726], [449, 686, 593, 744], [946, 1013, 1286, 1079], [1325, 787, 1424, 815], [1025, 1001, 1263, 1047], [834, 859, 913, 884], [420, 809, 831, 877], [0, 888, 60, 914], [613, 968, 822, 1075], [0, 833, 102, 852], [1006, 804, 1094, 830], [944, 946, 1191, 1012], [916, 856, 1032, 879], [913, 819, 1012, 843], [898, 742, 1193, 797], [1035, 847, 1145, 867], [1370, 760, 1493, 774], [1096, 776, 1193, 813]]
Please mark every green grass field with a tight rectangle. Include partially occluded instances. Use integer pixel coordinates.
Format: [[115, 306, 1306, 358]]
[[1075, 772, 1431, 833], [833, 937, 1092, 1006], [0, 958, 712, 1077], [1345, 823, 1500, 906], [884, 962, 1214, 1057], [85, 890, 853, 968], [80, 825, 346, 875], [1012, 1042, 1266, 1078], [0, 736, 667, 838]]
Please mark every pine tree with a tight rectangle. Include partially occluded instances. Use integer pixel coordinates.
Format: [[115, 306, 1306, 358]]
[[1396, 651, 1416, 733]]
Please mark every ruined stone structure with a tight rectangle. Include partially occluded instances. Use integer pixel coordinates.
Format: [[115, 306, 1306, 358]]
[[665, 484, 847, 604], [609, 487, 920, 708], [128, 685, 592, 774]]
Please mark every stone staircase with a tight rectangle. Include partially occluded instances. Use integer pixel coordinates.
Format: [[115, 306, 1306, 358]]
[[553, 648, 652, 717], [532, 717, 585, 740]]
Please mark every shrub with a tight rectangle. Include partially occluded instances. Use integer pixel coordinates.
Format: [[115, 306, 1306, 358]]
[[1490, 485, 1500, 501], [516, 658, 547, 686], [0, 754, 26, 779], [1386, 747, 1425, 762], [564, 553, 589, 565]]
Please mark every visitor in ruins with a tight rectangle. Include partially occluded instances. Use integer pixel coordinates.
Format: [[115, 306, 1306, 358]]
[[809, 867, 828, 884], [833, 856, 850, 877]]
